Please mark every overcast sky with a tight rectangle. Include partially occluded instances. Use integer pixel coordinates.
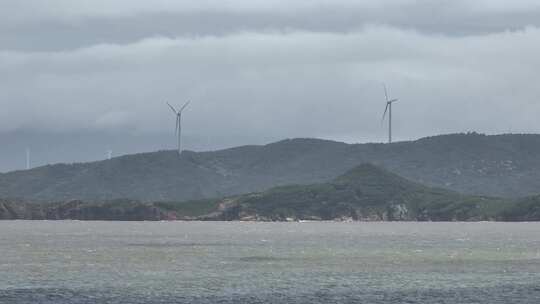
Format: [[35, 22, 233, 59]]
[[1, 0, 540, 172]]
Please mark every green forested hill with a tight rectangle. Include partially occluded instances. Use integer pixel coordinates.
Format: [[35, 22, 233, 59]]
[[211, 164, 512, 221], [1, 133, 540, 202], [2, 163, 538, 221]]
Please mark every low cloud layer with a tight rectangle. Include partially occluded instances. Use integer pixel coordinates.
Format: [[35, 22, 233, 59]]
[[0, 1, 539, 171]]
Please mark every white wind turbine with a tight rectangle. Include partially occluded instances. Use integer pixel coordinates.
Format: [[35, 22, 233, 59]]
[[382, 84, 398, 144], [167, 101, 191, 155]]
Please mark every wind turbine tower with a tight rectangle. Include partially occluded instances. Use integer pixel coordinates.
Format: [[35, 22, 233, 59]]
[[167, 101, 191, 155], [382, 84, 399, 144], [107, 150, 113, 160], [25, 148, 31, 170]]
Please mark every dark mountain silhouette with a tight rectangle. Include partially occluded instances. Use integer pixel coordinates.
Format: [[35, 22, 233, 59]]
[[1, 132, 540, 202]]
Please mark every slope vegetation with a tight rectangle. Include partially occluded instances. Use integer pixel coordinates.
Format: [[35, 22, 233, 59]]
[[2, 164, 537, 221], [1, 133, 540, 201], [214, 164, 512, 221]]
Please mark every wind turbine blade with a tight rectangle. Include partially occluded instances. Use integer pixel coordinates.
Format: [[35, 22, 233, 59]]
[[383, 84, 389, 102], [389, 98, 398, 103], [382, 103, 390, 123], [180, 100, 191, 112], [167, 102, 178, 114], [175, 115, 180, 136]]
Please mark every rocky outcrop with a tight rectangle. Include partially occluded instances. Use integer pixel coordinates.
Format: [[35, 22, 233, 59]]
[[0, 200, 170, 221]]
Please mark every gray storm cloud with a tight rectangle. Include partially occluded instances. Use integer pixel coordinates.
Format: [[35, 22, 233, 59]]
[[0, 0, 539, 171], [1, 27, 539, 134]]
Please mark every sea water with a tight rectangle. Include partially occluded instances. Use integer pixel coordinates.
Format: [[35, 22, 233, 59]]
[[1, 221, 540, 303]]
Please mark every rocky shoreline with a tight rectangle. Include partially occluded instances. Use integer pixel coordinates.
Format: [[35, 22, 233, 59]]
[[0, 198, 536, 222]]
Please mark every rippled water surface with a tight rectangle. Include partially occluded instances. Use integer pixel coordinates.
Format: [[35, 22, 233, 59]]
[[1, 221, 540, 303]]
